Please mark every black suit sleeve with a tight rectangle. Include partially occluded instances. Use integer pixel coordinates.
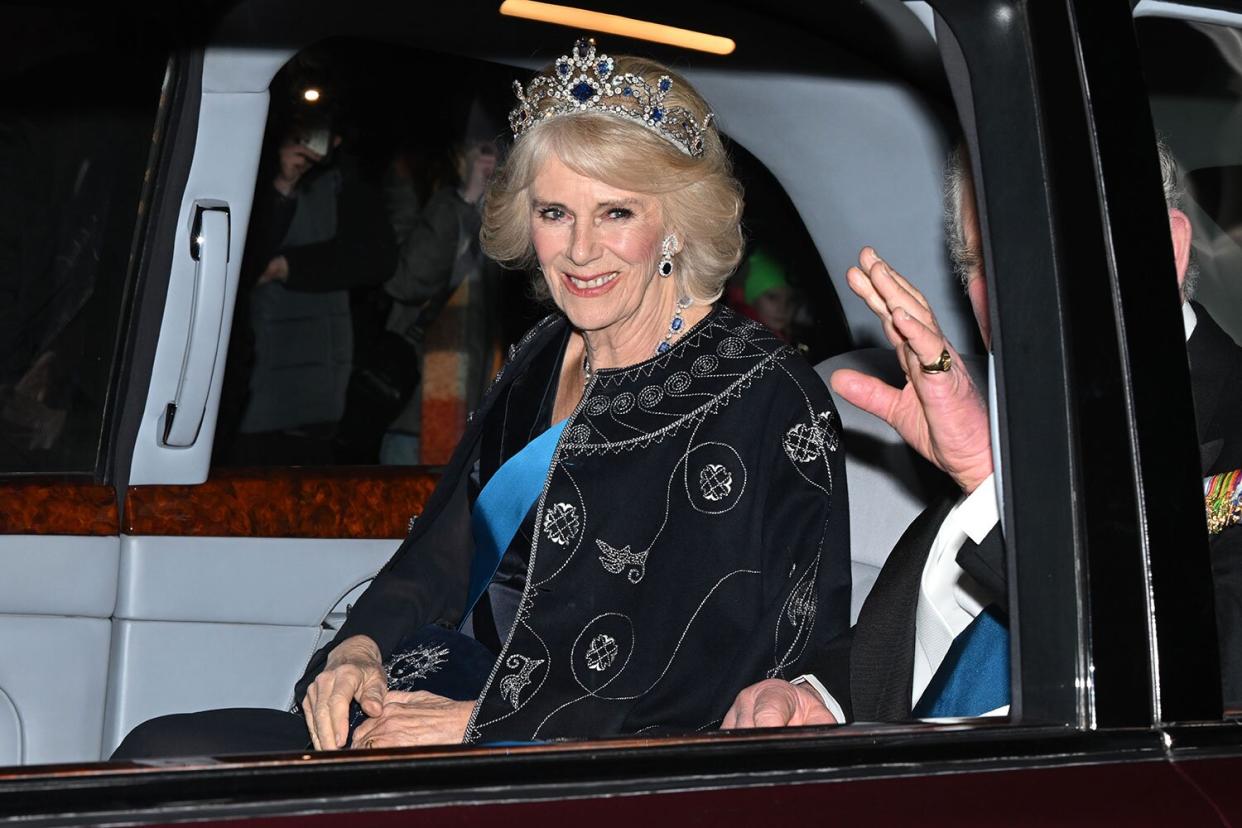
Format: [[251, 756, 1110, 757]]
[[805, 628, 853, 721]]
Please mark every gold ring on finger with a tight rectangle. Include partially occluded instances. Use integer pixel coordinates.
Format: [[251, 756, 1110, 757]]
[[919, 349, 952, 374], [365, 738, 375, 749]]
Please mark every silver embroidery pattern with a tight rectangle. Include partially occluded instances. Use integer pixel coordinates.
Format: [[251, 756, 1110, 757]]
[[585, 634, 619, 672], [638, 384, 664, 408], [691, 354, 719, 376], [499, 654, 545, 708], [387, 644, 449, 687], [783, 410, 840, 464], [684, 441, 748, 515], [786, 581, 817, 627], [783, 423, 823, 463], [816, 410, 841, 452], [543, 502, 580, 546], [469, 308, 839, 741], [566, 350, 788, 456], [664, 371, 692, 394], [699, 463, 734, 502], [596, 539, 648, 583], [610, 392, 635, 414]]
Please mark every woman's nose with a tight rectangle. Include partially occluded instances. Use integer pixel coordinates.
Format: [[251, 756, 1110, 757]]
[[568, 221, 599, 265]]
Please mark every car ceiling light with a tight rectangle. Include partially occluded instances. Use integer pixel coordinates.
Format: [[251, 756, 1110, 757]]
[[499, 0, 735, 55], [303, 88, 322, 103]]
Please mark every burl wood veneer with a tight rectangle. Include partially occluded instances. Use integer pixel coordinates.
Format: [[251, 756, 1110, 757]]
[[0, 479, 118, 535], [124, 467, 440, 538]]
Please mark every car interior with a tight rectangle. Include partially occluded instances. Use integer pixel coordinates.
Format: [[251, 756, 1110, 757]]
[[0, 0, 1236, 771]]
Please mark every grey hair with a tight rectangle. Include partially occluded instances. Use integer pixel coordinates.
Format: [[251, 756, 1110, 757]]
[[944, 139, 1199, 300], [943, 145, 980, 292], [1156, 136, 1199, 300]]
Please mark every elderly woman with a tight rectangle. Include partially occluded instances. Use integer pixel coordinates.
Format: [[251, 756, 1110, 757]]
[[114, 39, 848, 758]]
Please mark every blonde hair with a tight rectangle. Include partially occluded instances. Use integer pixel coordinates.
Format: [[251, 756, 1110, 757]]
[[481, 56, 745, 304]]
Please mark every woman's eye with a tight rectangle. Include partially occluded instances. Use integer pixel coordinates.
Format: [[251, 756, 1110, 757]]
[[538, 207, 565, 221], [606, 207, 633, 220]]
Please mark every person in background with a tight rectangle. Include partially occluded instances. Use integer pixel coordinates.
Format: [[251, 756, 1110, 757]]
[[725, 248, 813, 352], [216, 59, 397, 466], [377, 123, 502, 466], [743, 248, 795, 338]]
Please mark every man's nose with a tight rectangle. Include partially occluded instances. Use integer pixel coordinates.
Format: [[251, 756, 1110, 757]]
[[568, 221, 600, 265]]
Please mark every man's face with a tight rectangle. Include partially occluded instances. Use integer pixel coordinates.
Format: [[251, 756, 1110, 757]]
[[958, 175, 990, 350]]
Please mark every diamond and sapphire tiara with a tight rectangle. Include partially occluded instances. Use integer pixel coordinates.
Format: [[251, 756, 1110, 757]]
[[508, 38, 714, 158]]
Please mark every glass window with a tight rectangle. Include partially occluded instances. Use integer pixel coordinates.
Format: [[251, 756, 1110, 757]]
[[210, 39, 847, 469], [1136, 14, 1242, 718], [0, 6, 168, 475]]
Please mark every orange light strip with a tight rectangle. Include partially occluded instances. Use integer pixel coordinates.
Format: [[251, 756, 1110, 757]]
[[499, 0, 736, 55]]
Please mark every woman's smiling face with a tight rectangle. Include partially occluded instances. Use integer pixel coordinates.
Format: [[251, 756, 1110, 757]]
[[529, 155, 669, 336]]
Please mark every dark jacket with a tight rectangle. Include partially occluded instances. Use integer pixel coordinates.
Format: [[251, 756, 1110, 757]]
[[810, 499, 1003, 723], [295, 306, 852, 741], [1189, 302, 1242, 708]]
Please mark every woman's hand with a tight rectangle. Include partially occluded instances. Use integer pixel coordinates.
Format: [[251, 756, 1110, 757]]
[[830, 247, 993, 495], [302, 635, 386, 751], [351, 691, 474, 749]]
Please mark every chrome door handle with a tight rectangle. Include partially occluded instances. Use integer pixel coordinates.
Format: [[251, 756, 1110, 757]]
[[162, 200, 230, 447]]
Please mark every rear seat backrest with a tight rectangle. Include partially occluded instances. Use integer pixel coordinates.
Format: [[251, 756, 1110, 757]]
[[815, 348, 983, 623]]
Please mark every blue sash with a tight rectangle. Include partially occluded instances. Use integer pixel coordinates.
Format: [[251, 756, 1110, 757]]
[[912, 605, 1010, 718], [464, 419, 568, 623]]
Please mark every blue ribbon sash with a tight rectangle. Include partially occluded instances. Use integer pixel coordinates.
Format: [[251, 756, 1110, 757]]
[[464, 419, 568, 622], [912, 604, 1010, 718]]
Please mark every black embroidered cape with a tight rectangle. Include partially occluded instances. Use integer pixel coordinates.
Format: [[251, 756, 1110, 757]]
[[295, 305, 850, 741]]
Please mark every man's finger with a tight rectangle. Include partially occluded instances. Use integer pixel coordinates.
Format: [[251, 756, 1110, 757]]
[[722, 703, 739, 730], [830, 368, 903, 428], [859, 245, 881, 272], [875, 257, 933, 313], [892, 310, 953, 378], [868, 260, 938, 335], [846, 267, 905, 350]]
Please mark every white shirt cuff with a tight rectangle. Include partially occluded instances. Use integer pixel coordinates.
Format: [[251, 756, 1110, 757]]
[[957, 473, 999, 545], [791, 674, 847, 724]]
